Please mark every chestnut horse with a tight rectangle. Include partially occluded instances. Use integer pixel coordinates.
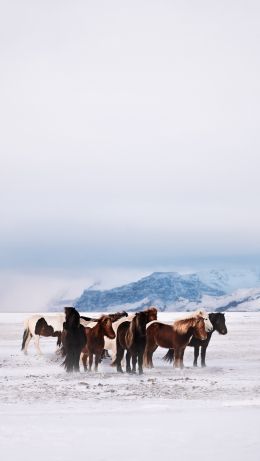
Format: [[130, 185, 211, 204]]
[[81, 315, 116, 372], [115, 307, 158, 375], [144, 312, 207, 369], [163, 312, 227, 367]]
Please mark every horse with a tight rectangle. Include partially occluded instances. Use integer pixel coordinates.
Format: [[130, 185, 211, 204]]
[[79, 310, 129, 360], [105, 306, 157, 366], [62, 307, 87, 372], [115, 308, 158, 375], [21, 313, 66, 355], [144, 310, 208, 369], [81, 315, 116, 372], [21, 309, 127, 357], [163, 312, 227, 367]]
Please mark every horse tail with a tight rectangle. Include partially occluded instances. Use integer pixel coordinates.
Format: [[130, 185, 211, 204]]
[[63, 348, 76, 372], [56, 333, 62, 348], [162, 349, 174, 363], [21, 327, 30, 351]]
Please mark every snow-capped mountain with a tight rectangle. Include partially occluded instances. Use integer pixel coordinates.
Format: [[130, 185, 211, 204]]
[[75, 271, 224, 312], [73, 269, 260, 312], [196, 288, 260, 312], [197, 268, 260, 294]]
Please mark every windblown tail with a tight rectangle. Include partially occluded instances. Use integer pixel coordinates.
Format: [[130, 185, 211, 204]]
[[21, 327, 30, 351], [162, 349, 174, 363]]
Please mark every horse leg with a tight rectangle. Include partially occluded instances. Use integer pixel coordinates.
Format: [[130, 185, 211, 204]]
[[95, 353, 101, 372], [148, 345, 158, 368], [179, 348, 185, 369], [138, 350, 144, 375], [82, 352, 88, 371], [193, 346, 200, 367], [144, 335, 157, 368], [126, 350, 131, 373], [34, 335, 42, 355], [88, 353, 93, 371], [116, 342, 124, 373], [131, 353, 137, 374], [174, 349, 181, 368], [201, 346, 207, 367]]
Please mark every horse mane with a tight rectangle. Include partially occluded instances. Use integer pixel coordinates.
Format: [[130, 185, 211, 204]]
[[108, 311, 128, 322], [146, 306, 158, 315], [64, 307, 80, 329], [174, 309, 207, 322], [173, 317, 198, 335]]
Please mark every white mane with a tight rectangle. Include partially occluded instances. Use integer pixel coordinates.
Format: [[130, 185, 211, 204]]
[[175, 309, 208, 322], [174, 309, 213, 332]]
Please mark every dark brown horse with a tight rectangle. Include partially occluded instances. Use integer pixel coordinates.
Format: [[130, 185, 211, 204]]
[[163, 312, 227, 367], [81, 315, 116, 372], [144, 312, 207, 369], [115, 307, 158, 375], [62, 307, 87, 372]]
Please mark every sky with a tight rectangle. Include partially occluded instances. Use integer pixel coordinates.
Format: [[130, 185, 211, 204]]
[[0, 1, 260, 310]]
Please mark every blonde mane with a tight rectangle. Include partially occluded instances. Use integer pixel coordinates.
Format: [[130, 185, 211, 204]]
[[174, 309, 207, 322], [172, 310, 206, 335], [172, 317, 198, 335]]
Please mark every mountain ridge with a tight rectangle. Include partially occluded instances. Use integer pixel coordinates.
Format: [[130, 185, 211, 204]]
[[49, 269, 260, 312]]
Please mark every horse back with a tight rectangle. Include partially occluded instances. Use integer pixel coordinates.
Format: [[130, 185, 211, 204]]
[[147, 322, 180, 349]]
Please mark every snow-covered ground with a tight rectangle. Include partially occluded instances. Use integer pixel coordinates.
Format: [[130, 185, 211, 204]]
[[0, 312, 260, 461]]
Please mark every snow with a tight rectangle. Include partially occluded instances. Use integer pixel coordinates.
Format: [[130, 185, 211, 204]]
[[0, 312, 260, 461]]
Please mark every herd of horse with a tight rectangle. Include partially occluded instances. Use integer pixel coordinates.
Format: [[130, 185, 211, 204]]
[[21, 307, 228, 373]]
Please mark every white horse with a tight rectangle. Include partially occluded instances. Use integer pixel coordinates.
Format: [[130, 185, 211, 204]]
[[21, 314, 65, 355]]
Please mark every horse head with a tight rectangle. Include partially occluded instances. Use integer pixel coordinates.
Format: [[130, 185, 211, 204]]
[[193, 317, 207, 340], [146, 307, 158, 322], [209, 313, 227, 335], [135, 312, 148, 337], [109, 311, 128, 323], [100, 316, 116, 339], [64, 307, 80, 329], [196, 310, 213, 332]]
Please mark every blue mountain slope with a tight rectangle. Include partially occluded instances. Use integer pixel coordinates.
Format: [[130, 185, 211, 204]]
[[75, 272, 225, 311]]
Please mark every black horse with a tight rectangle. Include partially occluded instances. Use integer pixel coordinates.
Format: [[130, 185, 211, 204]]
[[163, 313, 227, 367], [62, 307, 87, 372]]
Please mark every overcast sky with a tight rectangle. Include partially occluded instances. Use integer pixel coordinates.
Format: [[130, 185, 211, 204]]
[[0, 1, 260, 310]]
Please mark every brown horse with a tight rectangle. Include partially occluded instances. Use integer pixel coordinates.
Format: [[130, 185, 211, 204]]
[[115, 307, 158, 375], [144, 312, 207, 369], [81, 315, 116, 372]]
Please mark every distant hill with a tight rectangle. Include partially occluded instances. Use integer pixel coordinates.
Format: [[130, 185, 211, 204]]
[[72, 269, 260, 312], [49, 269, 260, 312], [75, 271, 224, 312]]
